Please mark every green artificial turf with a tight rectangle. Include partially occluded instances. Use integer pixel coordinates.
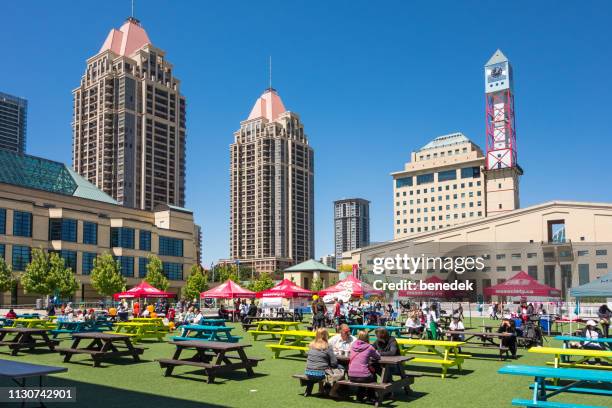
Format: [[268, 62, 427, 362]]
[[0, 318, 609, 408]]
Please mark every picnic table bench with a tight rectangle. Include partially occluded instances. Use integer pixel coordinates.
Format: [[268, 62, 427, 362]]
[[173, 324, 241, 343], [157, 340, 263, 383], [555, 336, 612, 351], [396, 338, 470, 379], [0, 328, 59, 355], [266, 330, 315, 358], [56, 332, 144, 367], [131, 317, 169, 331], [445, 330, 514, 357], [248, 320, 302, 340], [499, 364, 612, 408], [106, 321, 165, 342], [528, 346, 612, 370]]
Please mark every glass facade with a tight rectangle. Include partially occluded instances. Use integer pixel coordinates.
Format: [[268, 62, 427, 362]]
[[111, 227, 135, 249], [83, 222, 98, 245], [163, 262, 183, 280], [12, 245, 30, 271], [0, 208, 5, 234], [116, 256, 134, 277], [461, 166, 481, 178], [0, 243, 4, 259], [139, 230, 151, 251], [49, 218, 77, 242], [396, 177, 413, 188], [138, 257, 149, 278], [13, 211, 32, 237], [437, 169, 457, 182], [416, 173, 434, 185], [159, 236, 183, 257], [578, 264, 589, 285], [82, 252, 97, 275]]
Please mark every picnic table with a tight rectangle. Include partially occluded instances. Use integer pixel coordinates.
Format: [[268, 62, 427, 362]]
[[56, 332, 144, 367], [396, 338, 469, 379], [248, 320, 302, 340], [528, 346, 612, 370], [348, 324, 404, 337], [50, 320, 105, 338], [555, 336, 612, 351], [173, 324, 241, 343], [0, 328, 59, 355], [266, 330, 315, 358], [199, 318, 226, 326], [10, 318, 50, 329], [157, 340, 263, 383], [446, 330, 513, 347], [499, 364, 612, 408], [0, 359, 68, 406], [107, 321, 165, 342]]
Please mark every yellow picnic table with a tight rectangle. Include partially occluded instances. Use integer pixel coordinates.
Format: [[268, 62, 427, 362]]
[[248, 320, 302, 340], [10, 318, 50, 329], [106, 322, 165, 343], [396, 338, 469, 379], [266, 330, 316, 358], [528, 346, 612, 370], [131, 318, 169, 332]]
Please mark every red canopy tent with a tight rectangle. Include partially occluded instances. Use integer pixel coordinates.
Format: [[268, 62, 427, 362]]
[[256, 279, 313, 298], [200, 279, 256, 299], [319, 275, 384, 298], [483, 271, 561, 297], [113, 281, 176, 300], [398, 276, 458, 298]]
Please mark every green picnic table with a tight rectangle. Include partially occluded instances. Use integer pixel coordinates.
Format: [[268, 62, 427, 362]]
[[173, 324, 241, 343]]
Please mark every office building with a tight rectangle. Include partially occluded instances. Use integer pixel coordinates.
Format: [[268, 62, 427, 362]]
[[72, 17, 186, 211], [334, 198, 370, 266], [230, 88, 314, 272], [0, 92, 27, 153], [320, 254, 336, 270]]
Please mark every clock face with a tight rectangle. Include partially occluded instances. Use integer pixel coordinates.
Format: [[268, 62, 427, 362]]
[[487, 63, 507, 83], [491, 66, 503, 78]]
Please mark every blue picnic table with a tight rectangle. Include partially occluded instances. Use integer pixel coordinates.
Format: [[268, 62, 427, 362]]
[[199, 318, 226, 326], [348, 324, 404, 337], [498, 364, 612, 407], [555, 335, 612, 351], [50, 320, 113, 338], [173, 324, 241, 343]]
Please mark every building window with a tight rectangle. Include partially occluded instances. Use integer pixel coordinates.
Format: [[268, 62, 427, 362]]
[[49, 219, 77, 242], [139, 230, 152, 251], [577, 250, 589, 257], [13, 211, 32, 237], [416, 173, 434, 185], [0, 208, 5, 235], [496, 254, 506, 260], [496, 266, 506, 272], [460, 166, 481, 179], [12, 245, 30, 271], [159, 236, 183, 257], [59, 250, 77, 271], [527, 253, 537, 259], [547, 220, 566, 243], [163, 262, 183, 280], [511, 253, 521, 259], [437, 169, 456, 182], [512, 265, 521, 271], [578, 264, 589, 285], [544, 265, 555, 288], [527, 265, 538, 279], [396, 177, 413, 188], [83, 222, 98, 245], [111, 227, 135, 249], [596, 249, 608, 256], [0, 243, 5, 259], [596, 263, 608, 269], [116, 256, 134, 277], [138, 257, 149, 278], [82, 252, 97, 275]]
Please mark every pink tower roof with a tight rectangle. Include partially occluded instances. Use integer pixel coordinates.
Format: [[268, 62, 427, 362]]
[[247, 88, 287, 122], [99, 17, 151, 57]]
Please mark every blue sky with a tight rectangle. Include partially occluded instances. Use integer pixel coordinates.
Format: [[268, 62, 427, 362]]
[[2, 1, 611, 266]]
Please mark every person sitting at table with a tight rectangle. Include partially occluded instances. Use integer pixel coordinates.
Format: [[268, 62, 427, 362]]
[[218, 304, 229, 320], [348, 330, 381, 402], [598, 304, 611, 338], [329, 324, 356, 357], [193, 308, 204, 325], [404, 310, 422, 337], [426, 305, 440, 340], [373, 327, 400, 356], [75, 310, 86, 322], [304, 328, 340, 392], [498, 316, 517, 360], [183, 306, 195, 323], [133, 301, 140, 318], [448, 316, 465, 341], [5, 308, 17, 319], [582, 320, 603, 350]]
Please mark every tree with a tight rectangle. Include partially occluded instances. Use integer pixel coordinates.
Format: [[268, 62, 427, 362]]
[[0, 256, 15, 293], [20, 249, 79, 298], [311, 276, 324, 292], [145, 255, 169, 291], [183, 264, 208, 301], [215, 264, 240, 283], [247, 272, 275, 292], [90, 253, 126, 297]]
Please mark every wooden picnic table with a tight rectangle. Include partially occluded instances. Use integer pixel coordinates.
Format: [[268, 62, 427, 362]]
[[157, 340, 263, 383], [107, 321, 165, 342], [348, 325, 404, 337], [266, 330, 315, 358], [498, 364, 612, 408], [555, 335, 612, 351], [248, 320, 302, 340], [528, 346, 612, 370], [56, 332, 144, 367], [173, 324, 241, 343], [396, 338, 469, 379], [0, 328, 59, 356], [445, 330, 513, 347]]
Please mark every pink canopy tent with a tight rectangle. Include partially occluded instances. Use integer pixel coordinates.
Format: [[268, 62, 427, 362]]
[[200, 279, 256, 299], [113, 281, 176, 300], [256, 279, 313, 298], [483, 271, 561, 297], [319, 275, 384, 298], [397, 276, 458, 299]]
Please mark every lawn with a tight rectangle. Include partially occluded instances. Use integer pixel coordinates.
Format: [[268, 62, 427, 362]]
[[0, 318, 609, 408]]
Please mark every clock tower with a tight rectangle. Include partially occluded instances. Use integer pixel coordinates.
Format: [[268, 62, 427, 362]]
[[483, 49, 522, 216]]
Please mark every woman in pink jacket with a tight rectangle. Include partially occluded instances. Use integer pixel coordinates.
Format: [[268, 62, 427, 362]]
[[348, 330, 381, 401]]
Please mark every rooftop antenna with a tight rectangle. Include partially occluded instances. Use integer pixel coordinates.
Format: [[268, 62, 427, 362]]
[[269, 56, 273, 91], [131, 0, 135, 17]]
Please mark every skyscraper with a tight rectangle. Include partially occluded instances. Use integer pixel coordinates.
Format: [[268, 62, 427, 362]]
[[0, 91, 27, 153], [230, 88, 314, 273], [334, 198, 370, 266], [72, 17, 186, 211]]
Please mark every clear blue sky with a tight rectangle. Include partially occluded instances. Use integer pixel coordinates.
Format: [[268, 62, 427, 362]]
[[2, 1, 611, 266]]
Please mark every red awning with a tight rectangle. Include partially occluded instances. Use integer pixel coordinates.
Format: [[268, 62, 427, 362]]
[[256, 279, 313, 298], [398, 276, 457, 299], [483, 271, 561, 297], [113, 281, 176, 300], [319, 275, 384, 298], [200, 279, 256, 299]]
